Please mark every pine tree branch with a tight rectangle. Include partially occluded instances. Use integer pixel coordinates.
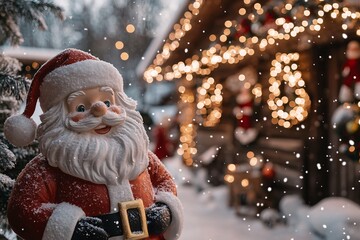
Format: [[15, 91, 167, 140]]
[[0, 0, 64, 45], [0, 54, 22, 75], [0, 73, 29, 101], [0, 15, 23, 45], [0, 173, 14, 219], [0, 142, 16, 173], [30, 1, 65, 22]]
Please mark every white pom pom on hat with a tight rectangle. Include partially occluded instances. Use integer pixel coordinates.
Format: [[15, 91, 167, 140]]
[[4, 114, 37, 147], [4, 48, 124, 147]]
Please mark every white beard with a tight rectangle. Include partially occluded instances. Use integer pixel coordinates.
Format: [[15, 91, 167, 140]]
[[37, 93, 150, 185]]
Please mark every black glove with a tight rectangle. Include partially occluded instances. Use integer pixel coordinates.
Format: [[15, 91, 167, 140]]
[[146, 202, 172, 235], [71, 216, 109, 240]]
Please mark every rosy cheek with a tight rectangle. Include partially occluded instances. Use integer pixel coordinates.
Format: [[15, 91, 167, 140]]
[[71, 113, 86, 122], [109, 105, 121, 114]]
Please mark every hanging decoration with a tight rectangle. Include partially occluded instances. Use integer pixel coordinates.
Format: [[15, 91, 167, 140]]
[[196, 77, 223, 127], [332, 103, 360, 162], [338, 40, 360, 103], [267, 52, 311, 128], [332, 40, 360, 162], [226, 66, 260, 145]]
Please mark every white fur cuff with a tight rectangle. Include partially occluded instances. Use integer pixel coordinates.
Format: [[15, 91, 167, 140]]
[[42, 202, 85, 240], [155, 191, 184, 240]]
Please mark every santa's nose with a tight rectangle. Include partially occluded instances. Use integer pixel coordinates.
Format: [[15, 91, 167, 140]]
[[90, 102, 107, 117]]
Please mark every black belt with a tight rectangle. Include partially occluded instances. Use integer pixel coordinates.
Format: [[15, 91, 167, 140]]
[[95, 199, 149, 239]]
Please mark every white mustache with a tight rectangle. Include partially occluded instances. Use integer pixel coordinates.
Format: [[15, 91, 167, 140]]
[[65, 110, 127, 133]]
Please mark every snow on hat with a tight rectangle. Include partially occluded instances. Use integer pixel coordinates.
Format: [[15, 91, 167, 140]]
[[4, 48, 124, 147]]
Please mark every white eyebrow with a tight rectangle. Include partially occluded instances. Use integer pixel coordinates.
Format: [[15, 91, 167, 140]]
[[100, 86, 114, 95], [67, 90, 85, 104]]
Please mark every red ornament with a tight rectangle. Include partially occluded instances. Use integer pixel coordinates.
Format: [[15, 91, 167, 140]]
[[262, 163, 276, 180]]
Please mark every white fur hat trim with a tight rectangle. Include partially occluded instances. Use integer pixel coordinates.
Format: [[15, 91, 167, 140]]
[[39, 59, 123, 112]]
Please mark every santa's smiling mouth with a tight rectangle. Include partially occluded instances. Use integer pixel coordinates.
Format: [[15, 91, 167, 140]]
[[94, 125, 111, 134]]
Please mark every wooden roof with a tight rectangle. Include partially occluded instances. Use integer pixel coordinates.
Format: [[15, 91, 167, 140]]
[[139, 0, 359, 79]]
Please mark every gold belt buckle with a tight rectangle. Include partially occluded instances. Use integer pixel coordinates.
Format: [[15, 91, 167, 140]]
[[119, 199, 149, 240]]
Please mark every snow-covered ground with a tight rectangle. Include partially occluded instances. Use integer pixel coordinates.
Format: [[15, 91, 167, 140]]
[[178, 185, 298, 240], [164, 157, 299, 240], [164, 156, 360, 240]]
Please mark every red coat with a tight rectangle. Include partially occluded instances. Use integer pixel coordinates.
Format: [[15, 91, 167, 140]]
[[7, 152, 182, 240]]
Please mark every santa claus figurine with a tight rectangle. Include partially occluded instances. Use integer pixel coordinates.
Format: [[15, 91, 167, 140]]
[[339, 40, 360, 103], [4, 49, 183, 240]]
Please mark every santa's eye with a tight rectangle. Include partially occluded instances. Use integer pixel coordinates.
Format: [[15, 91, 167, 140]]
[[104, 100, 111, 107], [76, 104, 86, 112]]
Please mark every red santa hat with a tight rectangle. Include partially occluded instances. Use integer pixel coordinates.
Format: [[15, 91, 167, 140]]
[[4, 48, 124, 147]]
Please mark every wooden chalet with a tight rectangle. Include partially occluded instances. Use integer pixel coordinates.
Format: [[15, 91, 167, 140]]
[[138, 0, 360, 206]]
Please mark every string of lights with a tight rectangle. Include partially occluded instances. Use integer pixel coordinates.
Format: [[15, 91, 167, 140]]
[[196, 77, 223, 127], [267, 52, 311, 128], [143, 0, 359, 165], [143, 1, 359, 83]]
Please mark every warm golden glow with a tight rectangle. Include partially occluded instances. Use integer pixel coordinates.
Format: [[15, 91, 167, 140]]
[[224, 174, 235, 183], [224, 20, 232, 28], [228, 164, 236, 172], [239, 8, 246, 15], [120, 52, 129, 61], [126, 24, 135, 33], [209, 34, 217, 41], [32, 62, 39, 69], [142, 1, 358, 165], [178, 122, 197, 166], [247, 151, 255, 159], [249, 157, 258, 166], [143, 0, 205, 83], [143, 1, 360, 83], [196, 77, 223, 127], [115, 41, 124, 50], [267, 52, 311, 128], [241, 179, 249, 187]]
